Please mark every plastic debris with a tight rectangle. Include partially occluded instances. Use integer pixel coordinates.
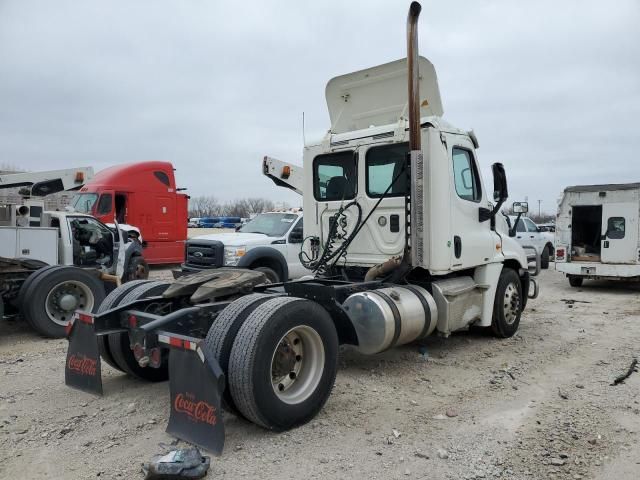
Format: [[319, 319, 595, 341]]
[[143, 447, 210, 480]]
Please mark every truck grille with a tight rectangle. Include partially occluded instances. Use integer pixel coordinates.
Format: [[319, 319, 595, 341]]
[[185, 240, 224, 268]]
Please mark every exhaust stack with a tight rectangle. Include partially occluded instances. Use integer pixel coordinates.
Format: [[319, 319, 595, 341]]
[[404, 1, 425, 268], [407, 1, 422, 151]]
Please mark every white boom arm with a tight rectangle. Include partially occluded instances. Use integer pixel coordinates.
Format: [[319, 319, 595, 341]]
[[0, 167, 94, 196], [262, 156, 303, 195]]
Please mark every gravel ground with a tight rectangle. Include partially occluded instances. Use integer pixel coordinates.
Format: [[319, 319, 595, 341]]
[[1, 266, 639, 479]]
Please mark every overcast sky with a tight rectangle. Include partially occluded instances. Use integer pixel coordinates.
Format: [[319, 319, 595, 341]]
[[1, 1, 639, 214]]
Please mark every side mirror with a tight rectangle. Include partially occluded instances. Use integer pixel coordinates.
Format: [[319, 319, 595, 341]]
[[480, 163, 508, 223], [513, 201, 528, 214], [491, 163, 508, 202], [289, 228, 303, 244]]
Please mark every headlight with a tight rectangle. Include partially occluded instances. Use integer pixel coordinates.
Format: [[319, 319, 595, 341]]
[[224, 246, 246, 266]]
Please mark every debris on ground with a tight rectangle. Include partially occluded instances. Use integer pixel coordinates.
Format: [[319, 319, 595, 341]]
[[560, 299, 592, 305], [611, 358, 638, 386], [142, 447, 210, 480]]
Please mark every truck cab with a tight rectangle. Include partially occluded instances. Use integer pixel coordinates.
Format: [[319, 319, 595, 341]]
[[70, 161, 188, 264]]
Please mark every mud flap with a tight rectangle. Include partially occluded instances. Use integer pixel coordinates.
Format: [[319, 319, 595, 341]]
[[166, 345, 226, 455], [65, 313, 103, 395]]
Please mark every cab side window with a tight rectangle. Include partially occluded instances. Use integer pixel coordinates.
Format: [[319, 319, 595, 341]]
[[97, 194, 113, 215], [524, 218, 538, 232], [452, 147, 481, 202]]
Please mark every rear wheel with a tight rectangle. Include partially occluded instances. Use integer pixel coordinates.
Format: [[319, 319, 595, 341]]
[[540, 246, 550, 269], [22, 267, 106, 338], [228, 297, 338, 430], [569, 276, 583, 287], [16, 264, 59, 313], [203, 293, 273, 414], [97, 279, 152, 372], [491, 268, 522, 338], [106, 281, 171, 381]]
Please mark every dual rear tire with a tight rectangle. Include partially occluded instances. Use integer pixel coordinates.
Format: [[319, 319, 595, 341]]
[[204, 296, 338, 430]]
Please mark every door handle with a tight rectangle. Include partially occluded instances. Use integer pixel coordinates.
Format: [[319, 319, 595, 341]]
[[530, 235, 535, 239], [516, 236, 522, 239]]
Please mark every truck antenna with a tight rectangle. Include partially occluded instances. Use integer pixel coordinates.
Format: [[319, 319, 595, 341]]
[[302, 111, 306, 146]]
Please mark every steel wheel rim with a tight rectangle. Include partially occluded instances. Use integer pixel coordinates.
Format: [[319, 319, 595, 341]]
[[503, 282, 520, 325], [270, 325, 325, 404], [44, 280, 95, 326]]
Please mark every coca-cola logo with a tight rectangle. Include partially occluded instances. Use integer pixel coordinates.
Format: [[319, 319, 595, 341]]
[[174, 392, 217, 426], [67, 354, 97, 376]]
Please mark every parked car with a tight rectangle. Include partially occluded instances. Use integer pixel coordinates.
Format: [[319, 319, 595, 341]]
[[197, 217, 220, 228], [216, 216, 242, 229], [180, 211, 306, 282], [508, 215, 555, 269], [188, 218, 200, 228]]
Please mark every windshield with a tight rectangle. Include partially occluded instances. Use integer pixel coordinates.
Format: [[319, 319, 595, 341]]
[[239, 213, 297, 237], [70, 193, 98, 214]]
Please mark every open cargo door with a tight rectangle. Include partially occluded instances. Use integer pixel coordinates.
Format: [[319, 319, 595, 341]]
[[601, 203, 638, 264]]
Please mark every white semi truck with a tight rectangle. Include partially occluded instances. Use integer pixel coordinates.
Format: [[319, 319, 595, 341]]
[[65, 2, 538, 455], [555, 182, 640, 286]]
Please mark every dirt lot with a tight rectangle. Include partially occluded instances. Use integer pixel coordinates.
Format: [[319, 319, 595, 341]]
[[1, 266, 639, 480]]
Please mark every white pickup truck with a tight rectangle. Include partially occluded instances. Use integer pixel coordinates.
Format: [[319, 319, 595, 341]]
[[509, 215, 555, 268], [180, 211, 307, 282]]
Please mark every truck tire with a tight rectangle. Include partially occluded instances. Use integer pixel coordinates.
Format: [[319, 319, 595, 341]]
[[203, 293, 273, 414], [228, 297, 338, 430], [123, 255, 149, 282], [107, 281, 170, 381], [491, 268, 522, 338], [540, 246, 550, 269], [16, 264, 59, 313], [253, 266, 279, 283], [97, 279, 153, 372], [568, 276, 583, 287], [23, 267, 106, 338]]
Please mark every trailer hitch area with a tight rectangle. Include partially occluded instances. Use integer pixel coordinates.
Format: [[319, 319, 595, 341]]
[[159, 333, 226, 456], [65, 312, 103, 395]]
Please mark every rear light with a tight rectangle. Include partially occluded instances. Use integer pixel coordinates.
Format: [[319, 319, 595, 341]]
[[77, 312, 94, 325], [556, 248, 565, 259], [133, 343, 145, 360], [281, 166, 291, 178], [128, 314, 137, 328], [75, 171, 84, 183]]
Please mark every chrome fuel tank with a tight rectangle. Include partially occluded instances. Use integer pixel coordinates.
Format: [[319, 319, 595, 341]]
[[342, 285, 437, 355]]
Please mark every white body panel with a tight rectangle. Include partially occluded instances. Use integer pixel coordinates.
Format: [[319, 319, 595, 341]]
[[555, 184, 640, 279], [0, 226, 58, 264], [509, 215, 554, 256]]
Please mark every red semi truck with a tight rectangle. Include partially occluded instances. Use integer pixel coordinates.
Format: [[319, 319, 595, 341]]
[[70, 161, 188, 264]]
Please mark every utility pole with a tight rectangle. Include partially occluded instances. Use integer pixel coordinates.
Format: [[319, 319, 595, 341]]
[[538, 199, 542, 218]]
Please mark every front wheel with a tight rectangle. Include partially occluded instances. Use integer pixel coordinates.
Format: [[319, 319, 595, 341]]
[[569, 276, 583, 287], [540, 246, 550, 269], [253, 266, 280, 283], [491, 268, 522, 338], [228, 297, 338, 430], [123, 255, 149, 282]]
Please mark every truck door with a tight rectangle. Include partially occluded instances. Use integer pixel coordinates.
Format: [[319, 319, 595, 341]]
[[95, 191, 114, 223], [448, 137, 495, 269], [601, 202, 638, 264]]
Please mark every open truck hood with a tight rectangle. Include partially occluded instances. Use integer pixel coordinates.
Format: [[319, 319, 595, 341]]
[[325, 57, 443, 134]]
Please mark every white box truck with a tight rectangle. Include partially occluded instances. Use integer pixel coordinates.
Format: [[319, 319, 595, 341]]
[[555, 183, 640, 286]]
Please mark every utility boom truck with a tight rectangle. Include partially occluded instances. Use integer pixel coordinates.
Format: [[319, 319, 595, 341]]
[[64, 2, 537, 455], [0, 168, 148, 337]]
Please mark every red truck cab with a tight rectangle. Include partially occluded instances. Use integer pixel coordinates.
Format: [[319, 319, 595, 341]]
[[70, 161, 188, 264]]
